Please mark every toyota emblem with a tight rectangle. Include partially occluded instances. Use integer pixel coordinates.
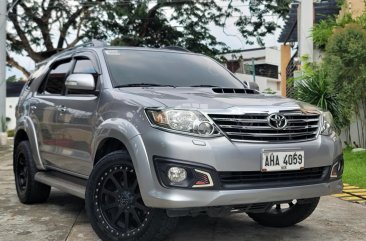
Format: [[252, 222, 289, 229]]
[[267, 113, 287, 130]]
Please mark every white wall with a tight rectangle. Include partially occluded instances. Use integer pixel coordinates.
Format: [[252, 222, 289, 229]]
[[235, 73, 281, 94], [6, 97, 18, 131], [298, 0, 314, 61], [340, 104, 366, 148], [265, 48, 281, 66]]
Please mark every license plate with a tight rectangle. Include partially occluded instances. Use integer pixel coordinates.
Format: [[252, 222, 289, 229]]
[[261, 151, 304, 172]]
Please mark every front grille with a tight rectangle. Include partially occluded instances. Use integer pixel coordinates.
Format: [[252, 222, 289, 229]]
[[209, 111, 320, 143], [219, 167, 329, 189]]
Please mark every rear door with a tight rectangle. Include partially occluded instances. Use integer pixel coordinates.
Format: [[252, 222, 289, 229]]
[[51, 53, 100, 176], [30, 58, 73, 165]]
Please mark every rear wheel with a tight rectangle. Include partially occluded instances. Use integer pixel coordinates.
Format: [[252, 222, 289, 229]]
[[86, 151, 178, 241], [247, 198, 320, 227], [13, 140, 51, 204]]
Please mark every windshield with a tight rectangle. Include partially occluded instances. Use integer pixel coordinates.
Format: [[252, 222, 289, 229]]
[[104, 49, 244, 88]]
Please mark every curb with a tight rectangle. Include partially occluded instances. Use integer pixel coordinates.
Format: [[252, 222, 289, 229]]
[[333, 183, 366, 205]]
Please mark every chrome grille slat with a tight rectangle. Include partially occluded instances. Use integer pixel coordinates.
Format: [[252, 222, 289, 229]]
[[225, 131, 318, 137], [209, 112, 320, 143], [211, 118, 268, 123], [220, 125, 319, 131]]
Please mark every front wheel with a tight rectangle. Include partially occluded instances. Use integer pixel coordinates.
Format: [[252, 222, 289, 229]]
[[86, 151, 178, 241], [247, 198, 320, 227]]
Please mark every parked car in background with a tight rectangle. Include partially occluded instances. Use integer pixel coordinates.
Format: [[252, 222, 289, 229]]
[[13, 41, 343, 241]]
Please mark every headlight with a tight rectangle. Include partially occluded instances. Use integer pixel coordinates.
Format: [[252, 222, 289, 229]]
[[321, 111, 335, 136], [146, 109, 219, 137]]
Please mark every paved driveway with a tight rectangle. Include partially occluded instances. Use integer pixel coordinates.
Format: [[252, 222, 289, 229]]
[[1, 143, 365, 241]]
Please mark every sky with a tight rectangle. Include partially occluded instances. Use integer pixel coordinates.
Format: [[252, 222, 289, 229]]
[[6, 1, 285, 79]]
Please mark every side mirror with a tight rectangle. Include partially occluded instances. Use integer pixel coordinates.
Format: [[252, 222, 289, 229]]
[[65, 74, 95, 91], [244, 81, 260, 91]]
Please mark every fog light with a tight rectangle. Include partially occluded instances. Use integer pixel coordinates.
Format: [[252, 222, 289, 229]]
[[197, 122, 214, 135], [168, 167, 187, 183]]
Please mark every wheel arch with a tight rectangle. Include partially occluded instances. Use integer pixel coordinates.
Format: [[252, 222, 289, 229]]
[[91, 118, 141, 166], [14, 117, 45, 170]]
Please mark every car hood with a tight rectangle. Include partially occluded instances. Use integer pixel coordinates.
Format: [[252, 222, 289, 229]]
[[119, 87, 320, 113]]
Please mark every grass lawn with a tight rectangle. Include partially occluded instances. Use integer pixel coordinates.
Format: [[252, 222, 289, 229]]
[[343, 149, 366, 188]]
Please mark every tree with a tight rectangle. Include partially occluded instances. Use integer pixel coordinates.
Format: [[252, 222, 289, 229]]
[[6, 75, 17, 83], [6, 0, 291, 77]]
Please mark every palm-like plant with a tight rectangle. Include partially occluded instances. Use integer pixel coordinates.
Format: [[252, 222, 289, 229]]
[[293, 65, 349, 132]]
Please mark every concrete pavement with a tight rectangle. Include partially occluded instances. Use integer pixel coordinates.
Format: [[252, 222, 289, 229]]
[[1, 142, 365, 241]]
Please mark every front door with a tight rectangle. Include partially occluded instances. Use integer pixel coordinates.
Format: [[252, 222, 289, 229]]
[[31, 58, 73, 166], [53, 57, 100, 176]]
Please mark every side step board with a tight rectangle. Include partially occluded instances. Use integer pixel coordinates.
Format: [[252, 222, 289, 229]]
[[35, 172, 86, 199]]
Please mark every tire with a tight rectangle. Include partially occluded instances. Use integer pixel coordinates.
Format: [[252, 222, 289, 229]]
[[247, 198, 320, 227], [13, 140, 51, 204], [86, 150, 178, 241]]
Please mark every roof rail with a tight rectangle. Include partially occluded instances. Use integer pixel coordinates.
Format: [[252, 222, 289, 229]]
[[161, 46, 191, 52]]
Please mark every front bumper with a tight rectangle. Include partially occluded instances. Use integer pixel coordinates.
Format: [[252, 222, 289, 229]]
[[142, 179, 342, 208], [127, 128, 343, 209]]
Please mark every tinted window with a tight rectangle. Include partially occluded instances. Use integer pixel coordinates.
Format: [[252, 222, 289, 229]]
[[104, 50, 244, 88], [42, 60, 72, 95], [73, 59, 97, 74]]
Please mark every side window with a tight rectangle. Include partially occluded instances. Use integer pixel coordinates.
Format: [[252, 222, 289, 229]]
[[73, 59, 97, 75], [39, 60, 72, 95], [67, 58, 98, 95]]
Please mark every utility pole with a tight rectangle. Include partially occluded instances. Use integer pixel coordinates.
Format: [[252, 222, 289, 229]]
[[0, 0, 6, 124], [251, 58, 256, 83]]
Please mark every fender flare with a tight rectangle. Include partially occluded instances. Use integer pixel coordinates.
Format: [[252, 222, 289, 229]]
[[91, 118, 142, 164], [15, 116, 46, 170]]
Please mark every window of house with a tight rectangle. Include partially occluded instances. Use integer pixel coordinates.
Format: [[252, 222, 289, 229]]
[[39, 60, 72, 95]]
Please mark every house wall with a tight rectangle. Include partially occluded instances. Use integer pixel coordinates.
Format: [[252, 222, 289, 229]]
[[6, 97, 18, 131], [235, 73, 281, 94], [339, 0, 365, 18], [219, 47, 281, 93], [298, 0, 315, 61], [340, 104, 366, 148]]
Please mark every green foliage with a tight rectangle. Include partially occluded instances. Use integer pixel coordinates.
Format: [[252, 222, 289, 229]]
[[0, 116, 6, 133], [293, 61, 349, 131], [7, 129, 15, 138], [308, 14, 366, 146], [324, 23, 366, 108], [262, 88, 276, 95], [336, 0, 345, 7], [337, 13, 354, 27], [6, 0, 291, 73], [343, 148, 366, 188], [312, 18, 337, 49], [6, 75, 23, 83], [6, 75, 17, 83], [312, 13, 356, 50]]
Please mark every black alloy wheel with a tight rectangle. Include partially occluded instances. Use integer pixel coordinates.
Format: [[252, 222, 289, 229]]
[[86, 150, 178, 241], [15, 153, 28, 192], [95, 164, 152, 238]]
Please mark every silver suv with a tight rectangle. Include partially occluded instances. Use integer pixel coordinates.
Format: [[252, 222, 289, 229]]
[[13, 41, 343, 241]]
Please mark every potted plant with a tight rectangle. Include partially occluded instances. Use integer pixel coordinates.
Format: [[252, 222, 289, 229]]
[[0, 116, 7, 146]]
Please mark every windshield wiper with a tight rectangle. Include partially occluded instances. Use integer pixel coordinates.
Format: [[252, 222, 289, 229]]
[[190, 85, 219, 87], [115, 83, 176, 88]]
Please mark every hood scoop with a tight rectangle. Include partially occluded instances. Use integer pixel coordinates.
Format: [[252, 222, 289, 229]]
[[212, 88, 259, 95]]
